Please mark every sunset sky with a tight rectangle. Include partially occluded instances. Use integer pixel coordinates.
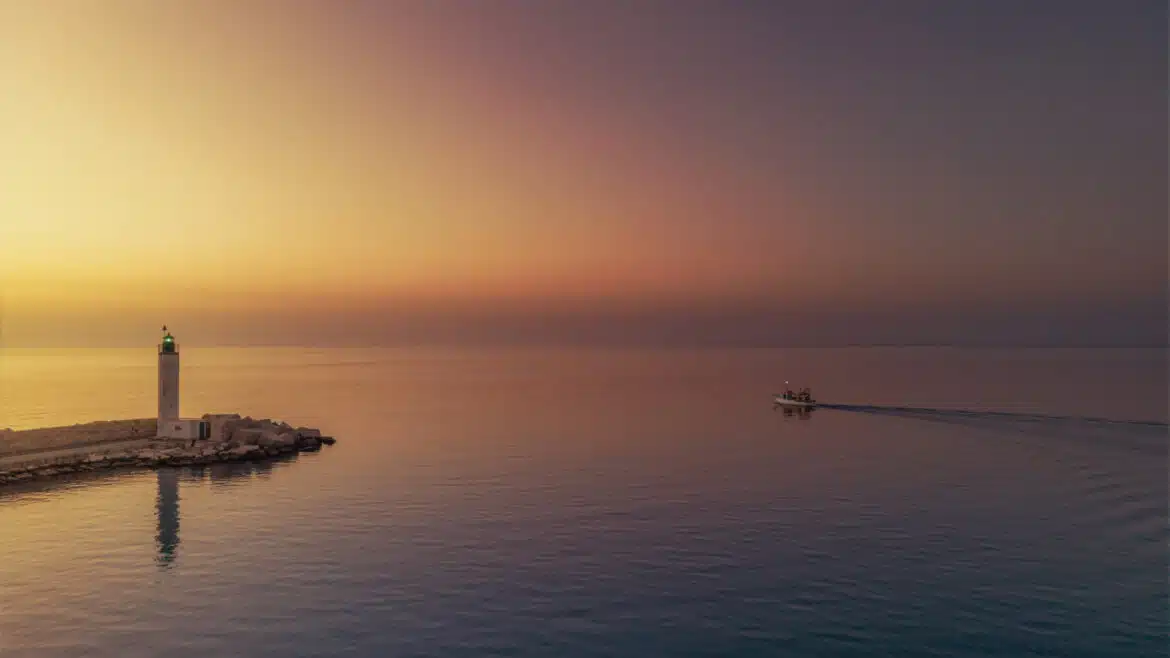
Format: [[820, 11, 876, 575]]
[[2, 1, 1165, 347]]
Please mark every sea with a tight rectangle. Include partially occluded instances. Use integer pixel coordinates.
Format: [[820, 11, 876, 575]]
[[0, 347, 1165, 657]]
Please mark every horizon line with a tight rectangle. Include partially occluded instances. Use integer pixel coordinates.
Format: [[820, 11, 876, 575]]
[[2, 342, 1166, 350]]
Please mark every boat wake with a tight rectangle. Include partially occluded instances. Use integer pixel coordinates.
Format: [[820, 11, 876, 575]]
[[821, 404, 1166, 428], [819, 404, 1168, 455]]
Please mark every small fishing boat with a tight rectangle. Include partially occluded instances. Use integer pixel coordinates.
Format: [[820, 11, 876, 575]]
[[773, 383, 816, 409]]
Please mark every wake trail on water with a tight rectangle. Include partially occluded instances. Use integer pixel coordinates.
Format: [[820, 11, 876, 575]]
[[821, 404, 1167, 428], [817, 403, 1168, 455]]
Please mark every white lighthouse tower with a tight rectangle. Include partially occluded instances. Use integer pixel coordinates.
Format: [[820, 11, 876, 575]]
[[155, 326, 208, 440], [158, 326, 180, 422]]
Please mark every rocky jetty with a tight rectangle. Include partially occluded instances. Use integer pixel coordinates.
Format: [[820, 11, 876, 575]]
[[0, 419, 157, 457], [0, 414, 336, 487]]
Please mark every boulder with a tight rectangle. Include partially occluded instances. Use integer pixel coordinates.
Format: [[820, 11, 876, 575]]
[[232, 429, 265, 446], [257, 430, 295, 449], [222, 417, 254, 436], [227, 445, 262, 459], [255, 419, 279, 432]]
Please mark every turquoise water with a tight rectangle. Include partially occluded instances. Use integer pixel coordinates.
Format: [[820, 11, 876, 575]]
[[0, 348, 1165, 656]]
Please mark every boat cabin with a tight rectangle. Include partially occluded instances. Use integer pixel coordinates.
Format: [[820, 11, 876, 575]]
[[777, 387, 815, 403]]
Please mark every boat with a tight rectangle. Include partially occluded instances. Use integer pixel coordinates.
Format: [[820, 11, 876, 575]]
[[773, 384, 816, 409]]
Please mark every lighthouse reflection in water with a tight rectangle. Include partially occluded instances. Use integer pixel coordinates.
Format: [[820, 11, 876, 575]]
[[153, 459, 289, 568], [155, 469, 180, 568]]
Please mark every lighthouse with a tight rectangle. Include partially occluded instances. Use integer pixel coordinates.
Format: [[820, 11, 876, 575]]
[[156, 326, 209, 440], [158, 326, 180, 421]]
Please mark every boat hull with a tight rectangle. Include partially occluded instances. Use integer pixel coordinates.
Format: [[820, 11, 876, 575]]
[[773, 397, 816, 408]]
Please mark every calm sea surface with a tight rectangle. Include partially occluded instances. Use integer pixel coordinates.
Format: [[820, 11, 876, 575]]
[[0, 347, 1165, 657]]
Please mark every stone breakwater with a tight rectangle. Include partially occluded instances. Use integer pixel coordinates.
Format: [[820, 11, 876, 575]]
[[0, 415, 336, 487]]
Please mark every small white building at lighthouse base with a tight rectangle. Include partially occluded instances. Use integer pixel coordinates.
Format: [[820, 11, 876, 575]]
[[158, 418, 211, 440]]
